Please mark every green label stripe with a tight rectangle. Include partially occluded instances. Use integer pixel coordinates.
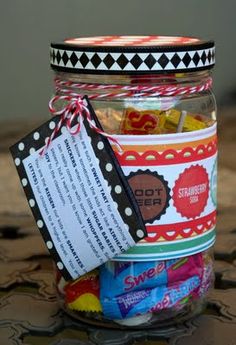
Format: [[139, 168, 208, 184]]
[[211, 158, 217, 207], [127, 229, 215, 254], [116, 238, 215, 261], [115, 228, 215, 261]]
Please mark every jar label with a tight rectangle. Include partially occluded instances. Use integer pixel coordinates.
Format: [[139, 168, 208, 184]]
[[10, 98, 146, 280], [112, 124, 217, 261]]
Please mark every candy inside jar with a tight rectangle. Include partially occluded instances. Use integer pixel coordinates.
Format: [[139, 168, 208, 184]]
[[51, 36, 217, 328], [56, 251, 214, 327]]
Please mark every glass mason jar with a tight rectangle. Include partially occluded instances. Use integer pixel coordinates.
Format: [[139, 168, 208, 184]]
[[51, 36, 216, 328]]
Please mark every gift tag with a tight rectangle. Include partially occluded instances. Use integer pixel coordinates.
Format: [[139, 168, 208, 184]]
[[10, 97, 146, 280]]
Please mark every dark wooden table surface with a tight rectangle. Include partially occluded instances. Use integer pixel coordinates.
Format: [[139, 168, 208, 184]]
[[0, 111, 236, 344]]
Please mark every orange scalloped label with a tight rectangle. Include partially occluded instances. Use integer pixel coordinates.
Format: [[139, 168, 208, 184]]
[[112, 124, 217, 260]]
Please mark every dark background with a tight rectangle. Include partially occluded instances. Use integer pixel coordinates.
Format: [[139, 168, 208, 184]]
[[0, 0, 235, 122]]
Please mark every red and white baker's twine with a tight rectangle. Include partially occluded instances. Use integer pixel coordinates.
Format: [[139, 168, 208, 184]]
[[40, 77, 212, 156], [40, 95, 123, 156], [55, 77, 212, 98]]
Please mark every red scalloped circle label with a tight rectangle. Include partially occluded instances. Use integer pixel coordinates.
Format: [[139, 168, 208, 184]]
[[173, 165, 209, 219]]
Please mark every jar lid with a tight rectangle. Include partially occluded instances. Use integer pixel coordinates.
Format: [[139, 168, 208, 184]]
[[50, 35, 215, 74]]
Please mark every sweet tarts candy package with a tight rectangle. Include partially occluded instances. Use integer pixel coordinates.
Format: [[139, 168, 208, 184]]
[[59, 252, 213, 320]]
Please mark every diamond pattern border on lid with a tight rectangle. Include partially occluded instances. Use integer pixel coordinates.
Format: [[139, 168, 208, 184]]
[[50, 36, 215, 74]]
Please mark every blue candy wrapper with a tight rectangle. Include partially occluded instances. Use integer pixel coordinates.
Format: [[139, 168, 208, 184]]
[[100, 255, 203, 298], [101, 275, 201, 319], [100, 261, 166, 297]]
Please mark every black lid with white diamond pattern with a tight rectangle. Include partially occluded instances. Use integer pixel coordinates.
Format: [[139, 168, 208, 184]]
[[50, 36, 215, 74]]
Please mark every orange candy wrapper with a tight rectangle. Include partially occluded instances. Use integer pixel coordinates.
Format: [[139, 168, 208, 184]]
[[120, 107, 208, 134], [64, 270, 102, 312]]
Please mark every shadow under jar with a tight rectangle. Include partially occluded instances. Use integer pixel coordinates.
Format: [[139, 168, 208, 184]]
[[51, 36, 217, 328]]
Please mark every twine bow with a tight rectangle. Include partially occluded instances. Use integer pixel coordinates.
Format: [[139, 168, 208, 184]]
[[39, 95, 122, 156]]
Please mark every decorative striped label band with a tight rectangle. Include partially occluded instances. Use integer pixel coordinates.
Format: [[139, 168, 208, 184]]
[[113, 124, 217, 261]]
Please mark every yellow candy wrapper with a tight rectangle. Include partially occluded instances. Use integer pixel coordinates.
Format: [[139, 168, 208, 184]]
[[165, 109, 207, 131], [64, 270, 102, 313]]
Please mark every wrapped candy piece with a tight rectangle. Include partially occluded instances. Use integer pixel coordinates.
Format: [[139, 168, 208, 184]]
[[100, 254, 204, 297], [101, 275, 201, 319], [198, 253, 214, 297], [95, 107, 123, 133], [119, 107, 209, 135], [164, 109, 207, 131], [166, 254, 204, 285], [64, 270, 102, 312], [120, 108, 167, 134]]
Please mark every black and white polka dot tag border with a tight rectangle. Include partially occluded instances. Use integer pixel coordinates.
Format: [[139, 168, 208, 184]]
[[10, 98, 147, 280], [84, 97, 146, 243], [10, 115, 72, 280]]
